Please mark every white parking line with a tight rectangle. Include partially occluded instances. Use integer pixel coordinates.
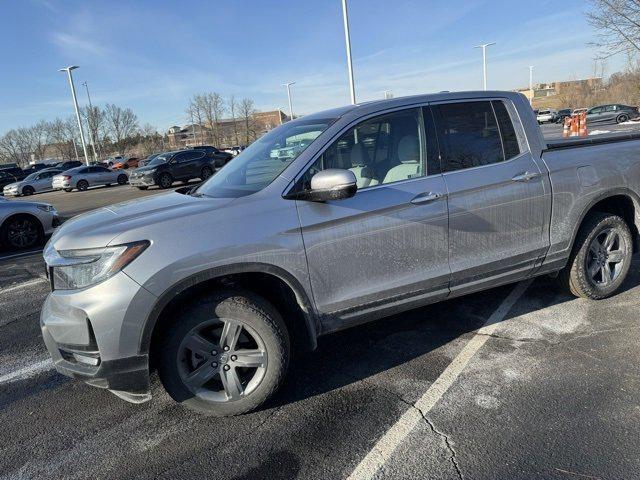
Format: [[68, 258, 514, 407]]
[[347, 280, 532, 480], [0, 358, 53, 385], [0, 277, 47, 295], [0, 248, 43, 261]]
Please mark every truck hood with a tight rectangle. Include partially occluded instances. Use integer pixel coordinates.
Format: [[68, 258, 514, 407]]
[[50, 191, 235, 251]]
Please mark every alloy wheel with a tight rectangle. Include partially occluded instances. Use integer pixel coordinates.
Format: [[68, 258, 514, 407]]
[[586, 227, 627, 287], [7, 218, 39, 248], [177, 318, 268, 402]]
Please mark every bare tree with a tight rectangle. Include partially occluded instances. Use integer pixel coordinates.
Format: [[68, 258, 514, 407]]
[[228, 95, 240, 146], [238, 98, 257, 144], [588, 0, 640, 57], [104, 104, 139, 152], [194, 92, 226, 146], [82, 105, 105, 158]]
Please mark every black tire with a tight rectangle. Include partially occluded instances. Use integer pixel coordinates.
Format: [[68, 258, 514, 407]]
[[76, 180, 89, 191], [137, 186, 148, 190], [0, 214, 44, 250], [616, 114, 629, 124], [63, 188, 73, 193], [200, 166, 213, 180], [157, 290, 290, 416], [117, 174, 128, 185], [158, 172, 173, 189], [558, 213, 633, 299], [22, 186, 35, 196]]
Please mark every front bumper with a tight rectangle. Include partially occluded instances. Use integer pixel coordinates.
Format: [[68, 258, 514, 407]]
[[128, 174, 156, 187], [3, 186, 18, 196], [40, 270, 158, 401]]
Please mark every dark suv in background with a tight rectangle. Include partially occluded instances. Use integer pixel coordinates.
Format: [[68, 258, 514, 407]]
[[128, 149, 216, 189], [191, 145, 233, 168]]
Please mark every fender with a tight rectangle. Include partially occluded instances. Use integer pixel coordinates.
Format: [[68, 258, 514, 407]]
[[138, 262, 319, 355], [568, 187, 640, 253]]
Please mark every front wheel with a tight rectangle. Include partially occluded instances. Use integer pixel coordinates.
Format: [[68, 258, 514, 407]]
[[117, 174, 128, 185], [200, 166, 213, 180], [22, 186, 35, 196], [157, 291, 290, 416], [0, 215, 43, 249], [158, 172, 173, 189], [558, 213, 633, 299]]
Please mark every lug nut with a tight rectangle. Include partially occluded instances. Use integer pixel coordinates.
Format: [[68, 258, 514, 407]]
[[223, 346, 230, 351], [211, 350, 217, 356], [230, 355, 237, 361], [223, 365, 230, 371], [211, 362, 218, 367]]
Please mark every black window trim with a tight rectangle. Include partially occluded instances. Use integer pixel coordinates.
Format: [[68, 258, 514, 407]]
[[427, 97, 530, 175]]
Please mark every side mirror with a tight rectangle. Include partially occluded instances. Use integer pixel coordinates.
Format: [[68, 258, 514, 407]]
[[287, 169, 357, 202]]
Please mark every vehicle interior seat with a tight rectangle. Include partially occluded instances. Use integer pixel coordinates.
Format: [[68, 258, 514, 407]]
[[383, 135, 421, 183], [348, 142, 380, 188]]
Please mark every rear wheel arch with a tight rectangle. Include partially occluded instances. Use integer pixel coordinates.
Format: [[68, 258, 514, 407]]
[[143, 263, 319, 369]]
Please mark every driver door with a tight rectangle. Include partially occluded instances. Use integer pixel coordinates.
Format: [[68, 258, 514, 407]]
[[293, 107, 450, 328]]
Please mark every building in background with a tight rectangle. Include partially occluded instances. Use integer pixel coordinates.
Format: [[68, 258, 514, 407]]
[[167, 109, 289, 149], [516, 77, 603, 109]]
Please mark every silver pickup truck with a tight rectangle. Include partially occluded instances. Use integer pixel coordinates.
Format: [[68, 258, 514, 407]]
[[41, 91, 640, 416]]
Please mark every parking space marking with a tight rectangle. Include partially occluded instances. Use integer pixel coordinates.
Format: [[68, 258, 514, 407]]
[[0, 249, 43, 262], [0, 358, 53, 385], [0, 277, 47, 295], [347, 280, 532, 480]]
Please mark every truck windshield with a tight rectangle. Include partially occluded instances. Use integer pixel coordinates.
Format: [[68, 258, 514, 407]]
[[195, 117, 335, 198]]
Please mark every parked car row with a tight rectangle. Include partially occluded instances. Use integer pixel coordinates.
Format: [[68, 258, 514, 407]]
[[535, 104, 639, 125]]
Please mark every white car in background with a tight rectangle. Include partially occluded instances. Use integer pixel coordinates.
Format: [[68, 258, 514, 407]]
[[52, 165, 129, 192], [3, 168, 64, 197], [0, 196, 58, 249], [536, 109, 557, 124]]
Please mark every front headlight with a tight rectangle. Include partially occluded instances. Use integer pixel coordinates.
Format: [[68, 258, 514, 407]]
[[37, 205, 55, 212], [51, 240, 149, 290], [144, 169, 156, 175]]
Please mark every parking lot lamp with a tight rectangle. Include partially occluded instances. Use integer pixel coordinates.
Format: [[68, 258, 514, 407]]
[[282, 82, 295, 121], [81, 81, 100, 162], [529, 66, 534, 105], [59, 66, 90, 165], [474, 42, 496, 90], [342, 0, 356, 104]]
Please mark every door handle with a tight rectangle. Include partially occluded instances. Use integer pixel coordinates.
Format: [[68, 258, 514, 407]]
[[512, 171, 541, 182], [411, 191, 446, 205]]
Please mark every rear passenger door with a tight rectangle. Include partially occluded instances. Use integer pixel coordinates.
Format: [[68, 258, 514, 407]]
[[175, 151, 204, 179], [430, 99, 550, 295], [293, 107, 450, 326]]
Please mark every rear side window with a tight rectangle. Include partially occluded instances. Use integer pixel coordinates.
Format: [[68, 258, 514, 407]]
[[492, 100, 521, 160], [433, 101, 504, 172]]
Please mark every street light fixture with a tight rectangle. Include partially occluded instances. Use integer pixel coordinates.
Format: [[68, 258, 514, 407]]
[[59, 66, 89, 165], [282, 82, 295, 121], [473, 42, 496, 91], [341, 0, 356, 104]]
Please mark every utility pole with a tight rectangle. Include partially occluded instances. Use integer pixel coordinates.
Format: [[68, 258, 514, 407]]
[[81, 81, 99, 162], [529, 66, 534, 105], [282, 82, 295, 121], [59, 66, 90, 165], [474, 42, 496, 90], [341, 0, 356, 104]]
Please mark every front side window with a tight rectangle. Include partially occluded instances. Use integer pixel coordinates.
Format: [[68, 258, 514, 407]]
[[195, 117, 335, 198], [297, 108, 428, 191], [433, 101, 505, 172]]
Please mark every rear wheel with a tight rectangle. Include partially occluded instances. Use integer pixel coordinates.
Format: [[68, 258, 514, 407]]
[[117, 174, 128, 185], [157, 291, 290, 416], [558, 213, 633, 299], [158, 172, 173, 189], [76, 180, 89, 191], [616, 114, 630, 124], [0, 215, 43, 249], [200, 166, 213, 180], [22, 186, 35, 196]]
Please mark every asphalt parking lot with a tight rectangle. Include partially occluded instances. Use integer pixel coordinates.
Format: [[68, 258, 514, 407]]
[[2, 152, 640, 479]]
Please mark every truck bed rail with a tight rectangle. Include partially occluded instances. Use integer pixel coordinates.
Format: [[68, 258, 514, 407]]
[[545, 131, 640, 150]]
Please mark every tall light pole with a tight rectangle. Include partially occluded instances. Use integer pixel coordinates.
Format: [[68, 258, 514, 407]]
[[341, 0, 356, 104], [528, 65, 534, 105], [474, 42, 496, 90], [81, 81, 99, 162], [59, 66, 89, 164], [282, 82, 295, 121]]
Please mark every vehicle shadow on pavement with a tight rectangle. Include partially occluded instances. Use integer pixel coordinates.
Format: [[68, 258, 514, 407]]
[[269, 260, 640, 410]]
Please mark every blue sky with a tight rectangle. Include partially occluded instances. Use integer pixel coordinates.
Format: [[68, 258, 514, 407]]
[[0, 0, 624, 134]]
